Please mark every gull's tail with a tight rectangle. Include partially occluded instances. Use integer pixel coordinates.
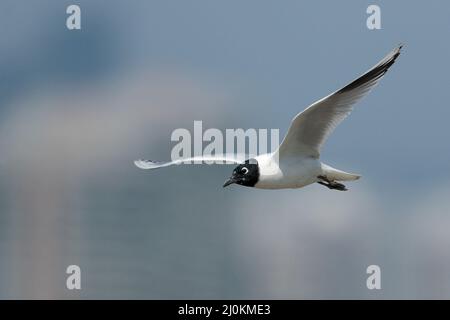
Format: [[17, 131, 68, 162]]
[[321, 163, 361, 182]]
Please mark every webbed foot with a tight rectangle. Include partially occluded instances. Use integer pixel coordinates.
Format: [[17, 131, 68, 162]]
[[317, 175, 348, 191]]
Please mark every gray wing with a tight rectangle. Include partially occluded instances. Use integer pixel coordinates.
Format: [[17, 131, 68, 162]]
[[277, 45, 402, 159]]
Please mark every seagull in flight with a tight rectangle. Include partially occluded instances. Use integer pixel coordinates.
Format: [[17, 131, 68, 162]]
[[135, 45, 402, 191]]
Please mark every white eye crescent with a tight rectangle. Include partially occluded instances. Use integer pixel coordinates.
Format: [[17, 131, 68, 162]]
[[242, 167, 249, 174]]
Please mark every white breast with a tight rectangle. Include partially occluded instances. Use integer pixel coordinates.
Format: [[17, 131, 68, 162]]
[[254, 153, 322, 189]]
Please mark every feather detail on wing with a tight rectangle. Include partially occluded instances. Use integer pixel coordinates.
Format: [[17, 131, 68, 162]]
[[277, 45, 402, 159], [134, 155, 247, 170]]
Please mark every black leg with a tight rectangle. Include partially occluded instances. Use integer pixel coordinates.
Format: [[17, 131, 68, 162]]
[[317, 176, 348, 191], [317, 181, 329, 187], [328, 181, 348, 191]]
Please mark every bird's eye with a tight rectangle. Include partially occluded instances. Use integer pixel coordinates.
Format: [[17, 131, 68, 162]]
[[241, 167, 249, 174]]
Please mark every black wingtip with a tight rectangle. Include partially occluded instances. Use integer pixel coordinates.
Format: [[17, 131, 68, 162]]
[[338, 44, 403, 94]]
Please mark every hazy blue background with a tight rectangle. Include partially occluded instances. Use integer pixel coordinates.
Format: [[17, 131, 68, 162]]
[[0, 0, 449, 299]]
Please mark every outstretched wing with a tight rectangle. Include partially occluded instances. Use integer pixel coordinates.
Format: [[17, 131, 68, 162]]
[[277, 45, 402, 159], [134, 155, 246, 170]]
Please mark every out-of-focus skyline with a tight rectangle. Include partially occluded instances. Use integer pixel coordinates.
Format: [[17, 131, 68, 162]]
[[1, 0, 450, 298]]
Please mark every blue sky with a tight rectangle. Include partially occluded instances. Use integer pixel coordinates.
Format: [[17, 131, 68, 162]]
[[0, 0, 450, 298]]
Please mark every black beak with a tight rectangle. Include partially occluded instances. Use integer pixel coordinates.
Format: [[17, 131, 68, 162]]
[[223, 177, 236, 188]]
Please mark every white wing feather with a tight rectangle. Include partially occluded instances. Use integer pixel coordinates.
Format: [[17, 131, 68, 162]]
[[277, 45, 402, 159], [134, 155, 247, 170]]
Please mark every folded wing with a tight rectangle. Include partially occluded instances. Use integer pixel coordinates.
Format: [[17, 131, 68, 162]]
[[277, 45, 402, 159]]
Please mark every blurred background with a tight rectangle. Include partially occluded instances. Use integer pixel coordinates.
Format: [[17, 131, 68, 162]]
[[0, 0, 449, 299]]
